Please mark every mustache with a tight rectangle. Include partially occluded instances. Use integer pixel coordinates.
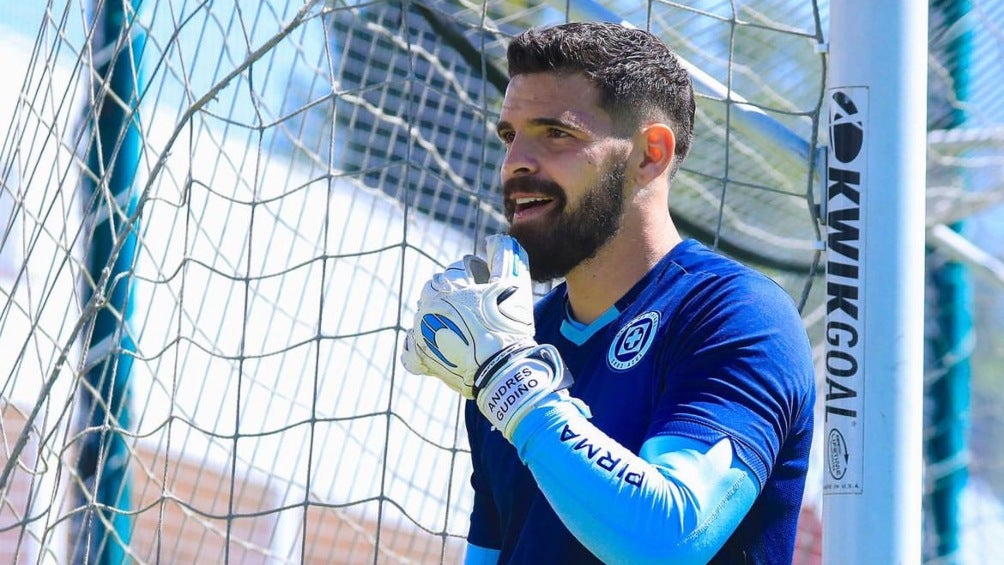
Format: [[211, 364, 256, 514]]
[[503, 176, 564, 200], [502, 176, 565, 221]]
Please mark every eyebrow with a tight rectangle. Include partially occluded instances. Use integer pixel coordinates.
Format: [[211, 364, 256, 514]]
[[495, 116, 590, 138]]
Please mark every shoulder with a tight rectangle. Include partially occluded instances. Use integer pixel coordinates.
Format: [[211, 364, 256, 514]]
[[668, 240, 780, 291], [638, 242, 801, 347], [656, 242, 813, 389], [666, 240, 799, 320]]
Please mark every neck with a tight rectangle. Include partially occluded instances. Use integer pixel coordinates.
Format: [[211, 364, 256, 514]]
[[563, 209, 681, 324]]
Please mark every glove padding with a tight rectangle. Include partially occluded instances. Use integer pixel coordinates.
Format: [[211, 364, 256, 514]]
[[401, 234, 536, 399]]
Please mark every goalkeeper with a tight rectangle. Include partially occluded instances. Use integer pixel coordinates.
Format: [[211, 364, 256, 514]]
[[402, 22, 814, 565]]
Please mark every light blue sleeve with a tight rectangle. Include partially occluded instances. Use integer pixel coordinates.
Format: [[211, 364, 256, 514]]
[[464, 543, 500, 565], [509, 395, 760, 565]]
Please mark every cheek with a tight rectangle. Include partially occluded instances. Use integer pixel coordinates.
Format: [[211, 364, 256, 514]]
[[553, 149, 602, 187]]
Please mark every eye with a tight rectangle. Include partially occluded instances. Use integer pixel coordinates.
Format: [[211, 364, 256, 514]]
[[547, 127, 571, 139], [498, 130, 515, 145]]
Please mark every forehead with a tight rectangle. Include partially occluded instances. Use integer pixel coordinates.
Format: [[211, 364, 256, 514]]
[[500, 72, 611, 132]]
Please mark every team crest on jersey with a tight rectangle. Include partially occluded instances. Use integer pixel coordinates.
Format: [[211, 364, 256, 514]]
[[608, 311, 660, 371]]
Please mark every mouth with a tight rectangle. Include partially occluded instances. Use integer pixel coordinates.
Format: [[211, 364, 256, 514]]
[[503, 176, 565, 224], [509, 195, 556, 222]]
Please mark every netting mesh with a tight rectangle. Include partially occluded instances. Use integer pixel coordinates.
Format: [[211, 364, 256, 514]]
[[1, 0, 1003, 563]]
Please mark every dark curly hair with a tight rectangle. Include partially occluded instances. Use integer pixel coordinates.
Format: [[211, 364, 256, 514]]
[[507, 22, 695, 176]]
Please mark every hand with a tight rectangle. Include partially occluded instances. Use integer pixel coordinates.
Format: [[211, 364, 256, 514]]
[[402, 235, 587, 439], [401, 234, 536, 399]]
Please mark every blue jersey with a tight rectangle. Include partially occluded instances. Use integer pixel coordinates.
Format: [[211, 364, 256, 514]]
[[465, 239, 815, 563]]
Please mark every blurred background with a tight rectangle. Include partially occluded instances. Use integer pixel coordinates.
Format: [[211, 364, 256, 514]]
[[1, 1, 1002, 563]]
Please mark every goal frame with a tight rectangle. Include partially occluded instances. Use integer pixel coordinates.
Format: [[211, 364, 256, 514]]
[[822, 1, 926, 563]]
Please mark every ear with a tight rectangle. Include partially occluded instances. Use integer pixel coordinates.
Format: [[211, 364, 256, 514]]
[[634, 123, 676, 186]]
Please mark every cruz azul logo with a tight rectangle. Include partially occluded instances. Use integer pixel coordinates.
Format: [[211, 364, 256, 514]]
[[608, 311, 660, 371]]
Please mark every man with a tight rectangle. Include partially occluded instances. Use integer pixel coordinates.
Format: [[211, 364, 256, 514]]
[[402, 22, 814, 564]]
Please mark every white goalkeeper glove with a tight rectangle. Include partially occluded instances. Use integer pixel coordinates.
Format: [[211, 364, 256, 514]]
[[401, 235, 581, 439], [401, 234, 536, 397]]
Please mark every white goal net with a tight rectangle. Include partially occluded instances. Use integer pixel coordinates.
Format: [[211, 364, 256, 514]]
[[2, 1, 1003, 563]]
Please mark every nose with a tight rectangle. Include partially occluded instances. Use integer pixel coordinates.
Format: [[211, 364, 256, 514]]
[[500, 135, 539, 182]]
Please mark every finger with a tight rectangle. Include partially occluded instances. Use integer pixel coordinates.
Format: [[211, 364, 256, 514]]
[[463, 254, 491, 284], [430, 259, 471, 291], [486, 234, 530, 283], [419, 278, 439, 305], [401, 330, 432, 375]]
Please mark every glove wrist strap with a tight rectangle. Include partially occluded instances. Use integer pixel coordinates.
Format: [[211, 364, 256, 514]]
[[473, 344, 573, 440], [472, 343, 535, 398]]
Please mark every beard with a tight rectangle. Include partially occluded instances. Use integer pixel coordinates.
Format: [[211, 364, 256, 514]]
[[504, 157, 627, 282]]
